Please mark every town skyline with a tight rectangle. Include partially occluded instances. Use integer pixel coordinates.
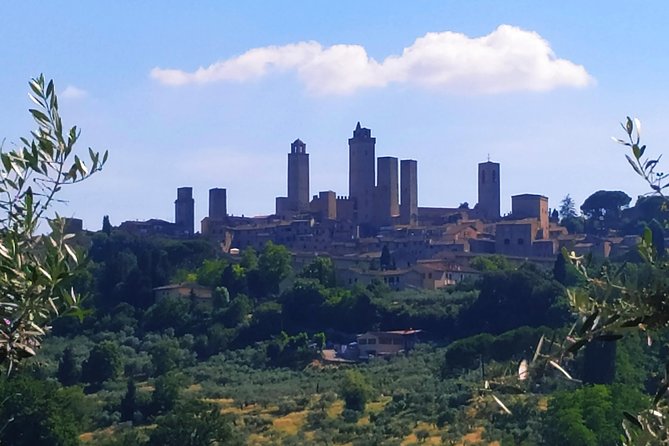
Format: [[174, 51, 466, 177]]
[[2, 2, 668, 230]]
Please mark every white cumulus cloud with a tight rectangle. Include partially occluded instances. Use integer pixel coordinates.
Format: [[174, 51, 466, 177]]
[[60, 85, 88, 99], [150, 25, 593, 95]]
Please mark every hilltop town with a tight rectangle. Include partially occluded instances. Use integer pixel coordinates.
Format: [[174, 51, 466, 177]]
[[73, 121, 638, 293]]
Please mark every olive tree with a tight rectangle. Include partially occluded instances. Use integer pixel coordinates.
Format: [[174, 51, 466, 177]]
[[551, 118, 669, 444], [0, 75, 107, 372]]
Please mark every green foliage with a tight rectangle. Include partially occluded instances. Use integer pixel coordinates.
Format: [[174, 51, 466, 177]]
[[542, 384, 646, 446], [581, 190, 632, 232], [82, 340, 122, 385], [195, 258, 228, 287], [0, 75, 107, 371], [151, 372, 182, 414], [249, 241, 292, 297], [150, 337, 187, 375], [266, 331, 318, 368], [340, 369, 372, 412], [102, 215, 112, 235], [120, 378, 137, 422], [57, 346, 80, 386], [0, 375, 92, 445], [300, 256, 336, 287], [143, 296, 191, 333], [442, 326, 553, 375], [469, 255, 513, 272], [459, 264, 569, 335], [559, 194, 578, 220], [148, 399, 238, 446]]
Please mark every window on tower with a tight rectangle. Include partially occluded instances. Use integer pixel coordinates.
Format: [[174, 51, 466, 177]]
[[493, 170, 497, 183], [481, 171, 486, 184]]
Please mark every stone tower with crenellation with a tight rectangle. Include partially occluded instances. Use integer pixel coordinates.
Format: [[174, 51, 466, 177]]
[[477, 161, 500, 221], [349, 122, 376, 226]]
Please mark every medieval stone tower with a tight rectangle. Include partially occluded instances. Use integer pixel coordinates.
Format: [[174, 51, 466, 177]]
[[348, 122, 376, 226], [208, 188, 227, 220], [477, 161, 500, 221], [376, 156, 399, 226], [175, 186, 195, 235], [400, 159, 418, 225], [287, 139, 310, 212]]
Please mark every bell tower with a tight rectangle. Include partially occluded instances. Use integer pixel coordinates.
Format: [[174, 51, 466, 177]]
[[477, 160, 500, 221]]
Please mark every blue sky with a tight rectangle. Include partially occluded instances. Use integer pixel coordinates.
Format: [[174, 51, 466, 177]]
[[2, 2, 669, 230]]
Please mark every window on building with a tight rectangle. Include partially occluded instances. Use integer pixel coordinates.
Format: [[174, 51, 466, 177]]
[[504, 238, 510, 245], [492, 170, 497, 183], [367, 338, 377, 345], [480, 170, 486, 184], [518, 238, 524, 245], [358, 339, 367, 345]]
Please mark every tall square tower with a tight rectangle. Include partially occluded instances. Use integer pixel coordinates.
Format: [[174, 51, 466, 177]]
[[348, 122, 376, 225], [376, 156, 399, 226], [477, 161, 500, 221], [400, 159, 418, 226], [288, 138, 310, 212], [175, 186, 195, 235]]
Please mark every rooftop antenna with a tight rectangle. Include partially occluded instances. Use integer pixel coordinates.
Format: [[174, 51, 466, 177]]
[[487, 153, 491, 162]]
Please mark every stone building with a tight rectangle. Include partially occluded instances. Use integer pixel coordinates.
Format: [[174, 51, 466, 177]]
[[375, 156, 399, 227], [511, 194, 549, 239], [277, 138, 310, 216], [348, 122, 376, 227], [175, 187, 194, 235], [400, 159, 418, 226], [477, 161, 500, 221]]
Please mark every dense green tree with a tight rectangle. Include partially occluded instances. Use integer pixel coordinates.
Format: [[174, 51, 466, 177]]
[[460, 264, 569, 335], [581, 190, 632, 232], [300, 256, 336, 287], [212, 286, 231, 308], [240, 247, 258, 270], [469, 255, 513, 272], [150, 337, 185, 375], [542, 385, 646, 446], [252, 241, 292, 297], [57, 346, 80, 386], [0, 376, 91, 446], [151, 372, 182, 414], [81, 341, 122, 386], [143, 296, 191, 333], [148, 399, 237, 446], [196, 258, 228, 287], [120, 379, 137, 422], [281, 280, 328, 330], [559, 194, 578, 220], [221, 264, 248, 297], [221, 294, 252, 327], [561, 215, 586, 234], [102, 215, 112, 235], [340, 369, 372, 412]]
